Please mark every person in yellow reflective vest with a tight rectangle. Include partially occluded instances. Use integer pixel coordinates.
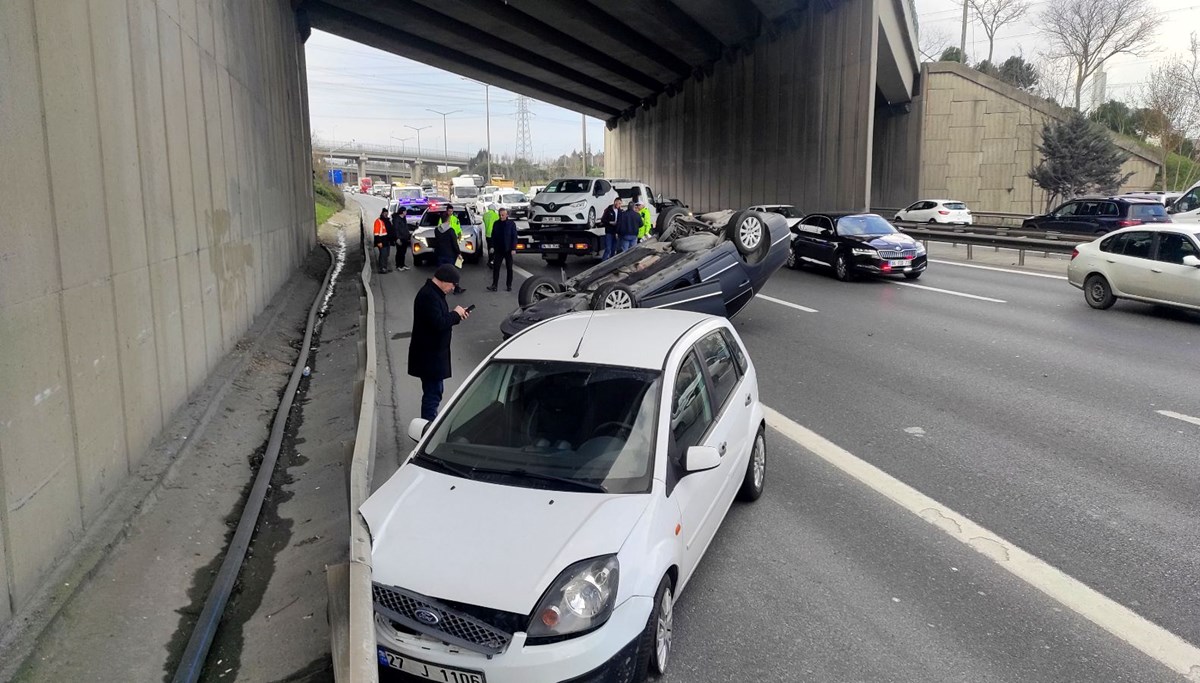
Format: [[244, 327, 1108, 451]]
[[634, 201, 653, 241], [482, 203, 499, 267]]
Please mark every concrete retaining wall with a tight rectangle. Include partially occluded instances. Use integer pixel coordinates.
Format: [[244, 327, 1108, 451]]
[[605, 0, 884, 214], [0, 0, 314, 627], [919, 63, 1159, 214]]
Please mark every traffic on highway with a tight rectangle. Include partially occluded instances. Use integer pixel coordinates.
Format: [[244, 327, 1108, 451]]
[[357, 190, 1200, 683]]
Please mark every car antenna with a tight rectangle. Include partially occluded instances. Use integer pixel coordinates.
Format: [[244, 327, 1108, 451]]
[[573, 310, 596, 359]]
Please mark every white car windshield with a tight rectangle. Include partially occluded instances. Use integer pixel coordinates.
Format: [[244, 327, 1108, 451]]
[[419, 210, 472, 227], [544, 179, 592, 193], [838, 214, 898, 236], [395, 188, 422, 200], [500, 193, 526, 203], [417, 361, 660, 494], [452, 186, 480, 198]]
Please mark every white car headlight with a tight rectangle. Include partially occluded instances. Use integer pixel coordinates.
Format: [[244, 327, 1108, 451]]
[[566, 200, 587, 210], [527, 555, 619, 639], [851, 248, 876, 256]]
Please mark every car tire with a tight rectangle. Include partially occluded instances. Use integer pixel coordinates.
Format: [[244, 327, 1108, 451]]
[[591, 282, 638, 310], [833, 251, 854, 281], [903, 271, 922, 280], [927, 218, 937, 224], [517, 276, 562, 307], [632, 574, 674, 680], [785, 246, 798, 269], [725, 210, 769, 258], [737, 428, 766, 502], [587, 207, 597, 229], [1084, 274, 1116, 310], [657, 206, 689, 241]]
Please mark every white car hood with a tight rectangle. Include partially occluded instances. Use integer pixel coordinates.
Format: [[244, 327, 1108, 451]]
[[533, 192, 588, 208], [362, 464, 651, 614]]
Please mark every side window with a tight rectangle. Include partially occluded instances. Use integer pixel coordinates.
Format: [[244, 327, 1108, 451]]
[[1055, 202, 1077, 217], [720, 329, 748, 375], [1100, 202, 1119, 217], [1078, 202, 1099, 217], [695, 333, 740, 412], [1173, 189, 1200, 213], [922, 201, 937, 210], [1099, 235, 1118, 253], [1155, 233, 1199, 264], [798, 215, 829, 235], [644, 186, 654, 203], [1119, 231, 1154, 259], [671, 353, 714, 453], [594, 179, 611, 196]]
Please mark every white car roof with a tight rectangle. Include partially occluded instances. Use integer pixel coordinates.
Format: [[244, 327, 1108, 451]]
[[1098, 224, 1200, 238], [495, 310, 718, 370]]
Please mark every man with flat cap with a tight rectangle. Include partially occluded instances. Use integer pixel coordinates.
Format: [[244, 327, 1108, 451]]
[[409, 264, 470, 420]]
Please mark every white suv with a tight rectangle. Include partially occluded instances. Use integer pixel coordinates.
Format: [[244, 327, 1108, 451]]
[[529, 178, 617, 230], [1168, 182, 1200, 224]]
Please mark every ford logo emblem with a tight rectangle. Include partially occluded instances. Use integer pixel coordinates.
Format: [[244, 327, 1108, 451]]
[[414, 608, 441, 626]]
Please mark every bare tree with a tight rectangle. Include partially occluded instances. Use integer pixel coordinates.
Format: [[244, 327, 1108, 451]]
[[1140, 58, 1197, 189], [1033, 54, 1077, 107], [919, 25, 955, 62], [1040, 0, 1159, 111], [967, 0, 1030, 64]]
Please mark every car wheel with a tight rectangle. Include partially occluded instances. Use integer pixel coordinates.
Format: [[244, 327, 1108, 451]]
[[587, 207, 597, 229], [737, 428, 765, 502], [927, 218, 937, 224], [517, 276, 562, 306], [657, 206, 689, 241], [833, 251, 854, 281], [903, 271, 922, 280], [591, 282, 637, 310], [1084, 274, 1116, 309], [725, 211, 767, 256], [785, 247, 798, 269]]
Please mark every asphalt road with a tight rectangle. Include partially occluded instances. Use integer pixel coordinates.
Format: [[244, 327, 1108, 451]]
[[356, 194, 1199, 681]]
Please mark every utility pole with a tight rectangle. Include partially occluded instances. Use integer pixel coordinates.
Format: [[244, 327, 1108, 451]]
[[959, 0, 968, 63], [461, 77, 492, 181], [581, 114, 587, 176], [514, 96, 534, 185], [405, 125, 430, 182], [427, 108, 460, 177]]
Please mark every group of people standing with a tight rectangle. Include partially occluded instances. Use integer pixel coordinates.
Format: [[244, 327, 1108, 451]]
[[373, 205, 465, 293], [600, 197, 653, 260]]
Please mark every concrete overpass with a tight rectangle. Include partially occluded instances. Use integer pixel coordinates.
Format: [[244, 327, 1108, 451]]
[[313, 139, 473, 178], [301, 0, 922, 211]]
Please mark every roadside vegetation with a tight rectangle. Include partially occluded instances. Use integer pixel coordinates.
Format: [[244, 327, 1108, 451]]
[[314, 175, 344, 226]]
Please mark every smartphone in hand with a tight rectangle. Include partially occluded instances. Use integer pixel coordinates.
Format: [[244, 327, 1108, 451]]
[[465, 304, 476, 313]]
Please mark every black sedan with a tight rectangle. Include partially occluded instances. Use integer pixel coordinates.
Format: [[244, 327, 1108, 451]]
[[788, 212, 927, 281], [501, 210, 791, 338]]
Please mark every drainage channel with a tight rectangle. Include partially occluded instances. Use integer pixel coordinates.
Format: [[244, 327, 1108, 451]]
[[171, 234, 346, 683]]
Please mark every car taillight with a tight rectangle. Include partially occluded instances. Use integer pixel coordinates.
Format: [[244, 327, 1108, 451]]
[[938, 210, 950, 215], [1116, 219, 1142, 227], [1070, 248, 1079, 260]]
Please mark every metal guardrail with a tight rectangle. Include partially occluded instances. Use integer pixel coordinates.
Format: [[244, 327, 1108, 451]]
[[873, 208, 1035, 229], [897, 225, 1082, 265]]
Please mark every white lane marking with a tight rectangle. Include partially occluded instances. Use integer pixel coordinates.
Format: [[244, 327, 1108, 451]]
[[763, 405, 1200, 680], [929, 259, 1069, 281], [756, 294, 818, 313], [893, 281, 1006, 303], [1157, 410, 1200, 428], [513, 265, 533, 279]]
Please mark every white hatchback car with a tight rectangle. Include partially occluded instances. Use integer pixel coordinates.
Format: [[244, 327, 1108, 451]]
[[1068, 225, 1200, 312], [363, 310, 765, 683], [529, 178, 618, 230], [894, 199, 973, 225]]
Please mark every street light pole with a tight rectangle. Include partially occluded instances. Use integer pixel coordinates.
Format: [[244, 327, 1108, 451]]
[[405, 125, 430, 181], [460, 77, 492, 181], [391, 136, 414, 180], [427, 108, 461, 177]]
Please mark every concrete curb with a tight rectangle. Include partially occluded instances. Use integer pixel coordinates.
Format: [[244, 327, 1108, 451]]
[[330, 204, 380, 682]]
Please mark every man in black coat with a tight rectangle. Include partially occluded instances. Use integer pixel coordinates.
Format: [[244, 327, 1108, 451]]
[[432, 206, 465, 294], [615, 203, 641, 254], [600, 198, 622, 260], [390, 207, 413, 271], [486, 208, 520, 292], [409, 264, 470, 420]]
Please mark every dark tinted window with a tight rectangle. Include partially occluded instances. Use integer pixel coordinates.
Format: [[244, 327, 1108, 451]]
[[720, 329, 747, 375], [1130, 203, 1168, 219], [695, 333, 739, 412], [544, 179, 591, 193], [1054, 202, 1078, 217], [1099, 235, 1119, 253], [1156, 233, 1199, 264], [594, 179, 612, 195], [671, 353, 713, 452], [837, 215, 898, 236], [944, 202, 968, 210], [1113, 231, 1154, 259], [1173, 189, 1200, 213], [1099, 202, 1119, 217]]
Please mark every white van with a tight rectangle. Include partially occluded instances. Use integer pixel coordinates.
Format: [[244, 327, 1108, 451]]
[[1169, 181, 1200, 223]]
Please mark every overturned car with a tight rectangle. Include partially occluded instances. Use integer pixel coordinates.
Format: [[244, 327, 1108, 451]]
[[500, 208, 790, 338]]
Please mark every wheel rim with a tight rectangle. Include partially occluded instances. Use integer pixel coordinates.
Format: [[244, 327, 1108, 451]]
[[786, 249, 796, 268], [603, 289, 633, 309], [533, 284, 556, 301], [656, 587, 673, 670], [836, 255, 848, 279], [1088, 281, 1106, 302], [739, 216, 764, 249], [666, 214, 686, 239], [752, 433, 765, 490]]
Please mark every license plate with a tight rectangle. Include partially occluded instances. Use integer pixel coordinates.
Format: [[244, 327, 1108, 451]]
[[888, 259, 909, 266], [542, 216, 561, 222], [379, 648, 485, 683], [542, 243, 560, 250]]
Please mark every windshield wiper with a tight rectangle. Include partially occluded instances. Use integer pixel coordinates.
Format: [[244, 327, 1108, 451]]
[[468, 464, 607, 493], [410, 452, 473, 479]]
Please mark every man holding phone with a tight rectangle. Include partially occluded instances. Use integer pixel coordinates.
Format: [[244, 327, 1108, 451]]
[[409, 265, 471, 420]]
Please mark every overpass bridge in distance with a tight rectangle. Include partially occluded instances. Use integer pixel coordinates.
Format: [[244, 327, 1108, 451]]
[[313, 140, 473, 183], [301, 0, 922, 212]]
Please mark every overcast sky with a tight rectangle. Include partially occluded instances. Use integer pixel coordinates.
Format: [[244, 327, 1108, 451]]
[[304, 30, 606, 161], [913, 0, 1200, 100], [305, 2, 1199, 155]]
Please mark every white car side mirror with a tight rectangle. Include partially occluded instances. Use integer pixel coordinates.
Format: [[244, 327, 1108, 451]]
[[407, 417, 430, 442], [1182, 255, 1200, 268], [684, 446, 722, 473]]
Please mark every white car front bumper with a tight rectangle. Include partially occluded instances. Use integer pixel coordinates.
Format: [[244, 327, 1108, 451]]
[[374, 596, 652, 683]]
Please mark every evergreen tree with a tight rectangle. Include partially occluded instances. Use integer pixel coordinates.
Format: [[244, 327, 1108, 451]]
[[997, 56, 1038, 91], [939, 47, 966, 63], [1028, 113, 1133, 209]]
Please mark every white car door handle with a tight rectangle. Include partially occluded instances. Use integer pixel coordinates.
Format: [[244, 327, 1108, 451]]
[[745, 393, 752, 406], [719, 442, 727, 456], [1151, 268, 1163, 273], [1106, 259, 1117, 263]]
